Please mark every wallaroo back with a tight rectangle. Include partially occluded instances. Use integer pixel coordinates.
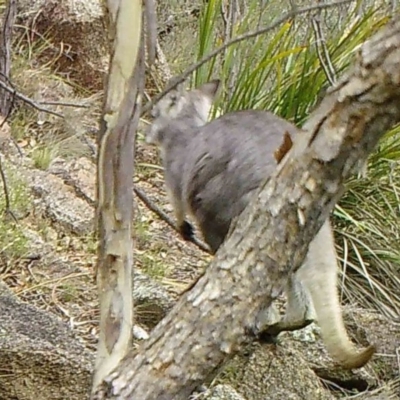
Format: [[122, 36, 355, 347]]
[[147, 79, 375, 369]]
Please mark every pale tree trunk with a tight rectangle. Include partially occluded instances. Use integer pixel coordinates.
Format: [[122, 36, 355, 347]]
[[92, 18, 400, 400], [92, 0, 146, 393]]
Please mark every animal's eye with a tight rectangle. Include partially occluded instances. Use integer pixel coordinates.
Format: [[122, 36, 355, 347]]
[[169, 93, 178, 105]]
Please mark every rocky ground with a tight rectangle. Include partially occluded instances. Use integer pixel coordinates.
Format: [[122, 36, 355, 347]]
[[0, 0, 399, 399], [0, 91, 398, 400]]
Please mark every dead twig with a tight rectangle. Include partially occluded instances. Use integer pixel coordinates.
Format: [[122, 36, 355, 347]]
[[141, 0, 354, 115], [0, 0, 17, 116], [133, 186, 210, 254], [0, 78, 64, 118], [38, 100, 90, 108], [0, 155, 17, 222], [311, 7, 337, 85]]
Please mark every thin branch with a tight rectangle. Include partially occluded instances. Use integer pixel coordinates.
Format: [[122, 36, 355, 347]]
[[0, 155, 11, 210], [0, 0, 17, 117], [0, 79, 64, 118], [0, 74, 19, 216], [0, 74, 16, 128], [133, 186, 211, 254], [38, 100, 90, 108], [141, 0, 355, 115], [0, 155, 17, 222], [311, 11, 337, 85], [0, 79, 22, 157]]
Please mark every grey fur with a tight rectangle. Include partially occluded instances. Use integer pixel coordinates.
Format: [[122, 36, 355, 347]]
[[147, 80, 375, 369]]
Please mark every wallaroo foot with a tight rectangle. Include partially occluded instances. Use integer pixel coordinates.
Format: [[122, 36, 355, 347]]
[[179, 220, 195, 242], [258, 318, 315, 343]]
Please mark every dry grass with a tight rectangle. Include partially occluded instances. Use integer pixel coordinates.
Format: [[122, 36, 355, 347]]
[[10, 47, 102, 167], [0, 2, 398, 399], [334, 134, 400, 321], [1, 25, 205, 347]]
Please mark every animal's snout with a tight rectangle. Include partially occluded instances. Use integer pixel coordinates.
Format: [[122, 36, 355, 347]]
[[144, 122, 157, 144]]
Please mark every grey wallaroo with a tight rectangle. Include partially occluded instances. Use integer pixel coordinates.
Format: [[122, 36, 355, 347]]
[[146, 79, 375, 369]]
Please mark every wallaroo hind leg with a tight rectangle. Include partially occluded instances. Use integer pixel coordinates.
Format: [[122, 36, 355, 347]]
[[259, 220, 375, 369], [257, 223, 322, 341], [257, 272, 316, 344]]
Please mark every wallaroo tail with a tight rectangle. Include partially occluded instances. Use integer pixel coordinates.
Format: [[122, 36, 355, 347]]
[[302, 222, 376, 369], [319, 309, 376, 369], [147, 78, 376, 370]]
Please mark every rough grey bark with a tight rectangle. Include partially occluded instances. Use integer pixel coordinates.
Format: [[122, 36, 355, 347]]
[[93, 17, 400, 400]]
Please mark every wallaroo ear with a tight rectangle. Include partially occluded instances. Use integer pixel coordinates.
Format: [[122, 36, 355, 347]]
[[175, 82, 185, 94], [197, 79, 221, 100], [165, 77, 185, 94]]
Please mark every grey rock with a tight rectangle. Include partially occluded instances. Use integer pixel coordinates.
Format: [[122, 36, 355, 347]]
[[0, 281, 93, 400], [217, 341, 335, 400], [26, 168, 94, 235], [197, 384, 248, 400]]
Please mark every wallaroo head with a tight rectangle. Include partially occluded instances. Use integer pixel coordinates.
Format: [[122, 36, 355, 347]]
[[146, 79, 221, 145]]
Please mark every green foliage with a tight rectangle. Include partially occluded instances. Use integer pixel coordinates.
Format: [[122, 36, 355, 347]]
[[135, 217, 168, 280], [0, 223, 29, 264], [196, 2, 389, 121], [31, 145, 58, 170], [334, 125, 400, 319], [195, 1, 400, 317], [140, 254, 167, 280], [0, 168, 30, 263], [0, 166, 30, 215]]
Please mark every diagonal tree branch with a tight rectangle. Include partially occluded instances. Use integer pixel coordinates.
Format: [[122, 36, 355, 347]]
[[93, 17, 400, 400]]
